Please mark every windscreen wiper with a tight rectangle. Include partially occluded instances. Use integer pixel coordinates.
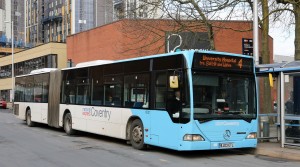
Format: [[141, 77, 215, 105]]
[[232, 114, 253, 123], [222, 112, 253, 123], [199, 118, 214, 123]]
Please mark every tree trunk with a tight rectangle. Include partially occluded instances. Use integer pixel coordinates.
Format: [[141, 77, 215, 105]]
[[207, 23, 215, 50], [189, 0, 215, 50], [261, 0, 269, 64], [294, 4, 300, 60], [261, 0, 272, 115]]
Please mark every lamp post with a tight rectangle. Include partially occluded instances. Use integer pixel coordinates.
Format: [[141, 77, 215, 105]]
[[4, 21, 14, 103], [253, 0, 259, 65]]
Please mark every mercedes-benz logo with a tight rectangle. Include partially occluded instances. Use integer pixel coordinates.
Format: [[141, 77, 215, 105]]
[[223, 130, 231, 140]]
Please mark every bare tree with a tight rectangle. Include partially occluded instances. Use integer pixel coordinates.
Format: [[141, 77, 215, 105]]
[[243, 0, 273, 115], [243, 0, 296, 114], [117, 0, 298, 60], [275, 0, 299, 59], [117, 0, 252, 55], [289, 1, 300, 60]]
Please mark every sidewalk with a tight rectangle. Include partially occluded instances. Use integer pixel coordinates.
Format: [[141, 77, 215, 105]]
[[255, 142, 300, 161]]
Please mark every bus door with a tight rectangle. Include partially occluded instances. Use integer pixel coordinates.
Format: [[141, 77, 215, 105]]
[[150, 71, 190, 149]]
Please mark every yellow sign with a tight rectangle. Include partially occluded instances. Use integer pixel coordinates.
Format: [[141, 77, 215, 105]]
[[169, 76, 179, 88], [269, 73, 273, 87]]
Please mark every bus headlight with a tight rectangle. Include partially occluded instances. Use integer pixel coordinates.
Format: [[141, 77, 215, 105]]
[[183, 134, 205, 141], [246, 132, 257, 139]]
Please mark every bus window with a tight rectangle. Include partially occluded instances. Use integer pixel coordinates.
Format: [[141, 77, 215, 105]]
[[192, 71, 256, 121], [61, 70, 76, 104], [193, 75, 218, 113], [34, 74, 43, 103], [76, 78, 90, 105], [155, 72, 167, 109], [154, 70, 190, 123], [34, 82, 43, 103], [15, 78, 25, 102], [90, 66, 103, 106], [104, 76, 122, 106], [41, 74, 49, 103], [24, 76, 34, 102], [124, 74, 149, 108], [91, 80, 103, 106]]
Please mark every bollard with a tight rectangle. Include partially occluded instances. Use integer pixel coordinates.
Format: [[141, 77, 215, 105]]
[[263, 122, 270, 138]]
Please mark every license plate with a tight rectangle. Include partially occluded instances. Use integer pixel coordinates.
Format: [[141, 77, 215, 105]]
[[220, 143, 234, 148]]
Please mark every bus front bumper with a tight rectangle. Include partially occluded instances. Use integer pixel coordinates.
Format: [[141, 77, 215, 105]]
[[177, 139, 257, 151]]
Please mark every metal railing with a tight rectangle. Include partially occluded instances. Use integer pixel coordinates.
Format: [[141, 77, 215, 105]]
[[258, 113, 280, 141], [258, 113, 300, 147]]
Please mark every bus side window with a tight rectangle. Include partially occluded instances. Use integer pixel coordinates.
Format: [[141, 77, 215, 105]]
[[25, 76, 34, 102], [76, 78, 90, 105], [15, 78, 25, 102], [104, 76, 123, 107], [90, 66, 103, 106], [123, 74, 149, 109], [69, 90, 75, 104], [62, 70, 76, 104], [155, 72, 167, 109]]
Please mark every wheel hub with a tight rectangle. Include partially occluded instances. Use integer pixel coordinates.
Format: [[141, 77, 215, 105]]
[[132, 126, 143, 143], [66, 117, 71, 131]]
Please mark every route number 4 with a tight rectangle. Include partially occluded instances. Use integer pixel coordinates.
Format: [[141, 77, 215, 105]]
[[238, 59, 243, 68]]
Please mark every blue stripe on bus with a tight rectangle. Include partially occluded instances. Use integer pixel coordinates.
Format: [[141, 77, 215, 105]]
[[131, 109, 257, 150]]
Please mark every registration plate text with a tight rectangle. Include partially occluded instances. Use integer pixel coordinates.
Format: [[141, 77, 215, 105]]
[[219, 143, 234, 148]]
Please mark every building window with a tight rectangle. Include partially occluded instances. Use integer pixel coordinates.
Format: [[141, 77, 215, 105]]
[[0, 65, 12, 78], [0, 55, 58, 78]]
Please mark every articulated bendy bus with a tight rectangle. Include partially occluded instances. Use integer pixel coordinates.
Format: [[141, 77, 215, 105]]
[[14, 50, 257, 150]]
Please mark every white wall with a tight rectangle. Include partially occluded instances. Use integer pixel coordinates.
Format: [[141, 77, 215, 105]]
[[71, 0, 75, 34], [274, 55, 294, 63], [0, 9, 4, 32], [5, 0, 11, 40]]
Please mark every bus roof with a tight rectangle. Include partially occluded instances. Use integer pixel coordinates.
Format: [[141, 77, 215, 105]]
[[62, 50, 252, 70], [75, 60, 114, 68], [16, 68, 58, 78], [30, 68, 58, 74]]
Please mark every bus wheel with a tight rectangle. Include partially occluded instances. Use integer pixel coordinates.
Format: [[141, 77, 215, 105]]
[[130, 119, 146, 150], [64, 113, 76, 135], [26, 109, 35, 127]]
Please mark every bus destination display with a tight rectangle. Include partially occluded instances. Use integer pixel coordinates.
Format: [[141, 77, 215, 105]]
[[193, 53, 253, 72]]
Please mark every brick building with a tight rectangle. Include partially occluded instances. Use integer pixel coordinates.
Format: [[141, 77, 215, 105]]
[[67, 19, 273, 65]]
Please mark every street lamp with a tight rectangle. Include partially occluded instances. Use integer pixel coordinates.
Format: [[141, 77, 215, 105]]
[[253, 0, 259, 65], [4, 20, 14, 104]]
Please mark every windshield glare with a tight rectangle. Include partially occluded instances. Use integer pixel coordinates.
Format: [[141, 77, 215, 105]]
[[192, 71, 256, 121]]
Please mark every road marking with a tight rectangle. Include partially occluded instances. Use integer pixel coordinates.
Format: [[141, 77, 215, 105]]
[[159, 159, 169, 162]]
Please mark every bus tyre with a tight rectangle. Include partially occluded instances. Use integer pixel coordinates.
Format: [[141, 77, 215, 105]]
[[26, 109, 35, 127], [64, 113, 76, 135], [130, 119, 146, 150]]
